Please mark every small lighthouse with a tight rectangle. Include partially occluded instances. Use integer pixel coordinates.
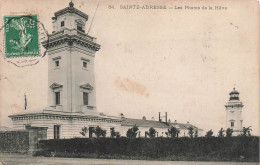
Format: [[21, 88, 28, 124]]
[[225, 88, 244, 135]]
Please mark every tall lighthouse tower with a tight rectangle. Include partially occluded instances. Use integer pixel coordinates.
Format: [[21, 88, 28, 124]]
[[225, 88, 244, 135], [43, 2, 101, 114]]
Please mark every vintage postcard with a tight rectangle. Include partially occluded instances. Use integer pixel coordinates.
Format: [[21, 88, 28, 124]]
[[0, 0, 259, 164]]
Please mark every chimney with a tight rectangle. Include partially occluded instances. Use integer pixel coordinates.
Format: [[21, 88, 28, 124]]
[[159, 112, 161, 122], [142, 116, 146, 120], [174, 120, 177, 123], [165, 112, 167, 123], [151, 117, 155, 121], [120, 113, 125, 119]]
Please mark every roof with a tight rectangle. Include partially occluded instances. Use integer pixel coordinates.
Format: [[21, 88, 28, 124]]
[[121, 118, 169, 128], [121, 118, 203, 131], [229, 88, 239, 95], [8, 110, 203, 131], [169, 122, 203, 131], [8, 110, 122, 122], [53, 2, 88, 20]]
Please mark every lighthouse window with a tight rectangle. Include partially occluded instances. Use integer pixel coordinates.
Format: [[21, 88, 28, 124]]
[[83, 61, 87, 68], [77, 25, 84, 32], [81, 57, 90, 70], [55, 92, 60, 105], [83, 92, 88, 105], [52, 56, 61, 69], [231, 121, 234, 127], [61, 21, 64, 27], [55, 61, 59, 67]]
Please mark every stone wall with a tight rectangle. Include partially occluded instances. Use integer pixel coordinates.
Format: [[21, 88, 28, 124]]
[[0, 130, 29, 153], [0, 127, 48, 154]]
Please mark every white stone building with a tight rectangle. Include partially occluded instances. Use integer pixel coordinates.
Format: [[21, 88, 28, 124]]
[[9, 2, 203, 139], [225, 88, 244, 135]]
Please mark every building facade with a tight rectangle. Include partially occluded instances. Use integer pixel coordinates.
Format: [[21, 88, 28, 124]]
[[9, 2, 203, 139], [225, 88, 244, 135]]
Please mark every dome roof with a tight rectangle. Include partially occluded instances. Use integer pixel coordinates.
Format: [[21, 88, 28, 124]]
[[69, 1, 74, 8], [229, 88, 239, 95], [53, 1, 88, 20]]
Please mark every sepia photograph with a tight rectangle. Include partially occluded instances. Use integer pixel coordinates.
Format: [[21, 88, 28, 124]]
[[0, 0, 259, 164]]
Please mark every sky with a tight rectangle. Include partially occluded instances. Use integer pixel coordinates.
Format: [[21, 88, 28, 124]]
[[0, 0, 259, 135]]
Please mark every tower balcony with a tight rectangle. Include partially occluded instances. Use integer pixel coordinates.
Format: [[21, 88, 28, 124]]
[[49, 28, 96, 42], [42, 28, 100, 51], [225, 101, 244, 108]]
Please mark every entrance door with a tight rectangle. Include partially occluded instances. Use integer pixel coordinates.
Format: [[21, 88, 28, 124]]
[[54, 125, 60, 139], [89, 127, 94, 138]]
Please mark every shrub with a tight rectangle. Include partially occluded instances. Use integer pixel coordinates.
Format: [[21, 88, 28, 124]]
[[168, 126, 179, 138], [218, 128, 225, 137], [205, 129, 213, 138], [110, 128, 116, 138], [37, 136, 259, 162], [126, 125, 139, 138], [110, 127, 120, 138], [147, 127, 156, 138], [79, 126, 88, 137], [242, 126, 252, 137], [226, 128, 233, 137], [194, 130, 198, 138], [188, 127, 194, 138], [115, 132, 121, 138], [94, 126, 106, 138]]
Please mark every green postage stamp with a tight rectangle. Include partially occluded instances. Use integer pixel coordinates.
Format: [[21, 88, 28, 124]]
[[4, 15, 40, 57], [1, 14, 48, 67]]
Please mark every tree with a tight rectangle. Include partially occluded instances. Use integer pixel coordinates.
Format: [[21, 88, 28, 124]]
[[110, 127, 120, 138], [205, 129, 213, 137], [147, 127, 157, 138], [80, 126, 88, 137], [188, 126, 194, 138], [115, 132, 121, 138], [242, 126, 252, 136], [218, 128, 225, 137], [168, 126, 179, 138], [194, 129, 198, 138], [94, 126, 106, 138], [101, 129, 106, 137], [126, 129, 132, 138], [110, 127, 116, 138], [126, 125, 139, 138], [226, 128, 233, 137]]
